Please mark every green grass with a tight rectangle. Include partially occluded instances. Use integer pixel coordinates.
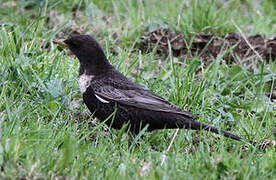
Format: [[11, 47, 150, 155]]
[[0, 0, 275, 179]]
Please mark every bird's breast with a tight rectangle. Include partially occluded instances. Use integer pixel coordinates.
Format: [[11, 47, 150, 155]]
[[78, 73, 95, 93]]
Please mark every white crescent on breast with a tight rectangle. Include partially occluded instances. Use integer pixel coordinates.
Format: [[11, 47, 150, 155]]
[[78, 74, 95, 94], [78, 74, 110, 103]]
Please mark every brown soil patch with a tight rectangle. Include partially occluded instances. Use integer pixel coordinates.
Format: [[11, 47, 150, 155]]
[[139, 28, 276, 72]]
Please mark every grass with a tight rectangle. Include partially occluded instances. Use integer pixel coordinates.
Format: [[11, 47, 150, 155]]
[[0, 0, 275, 179]]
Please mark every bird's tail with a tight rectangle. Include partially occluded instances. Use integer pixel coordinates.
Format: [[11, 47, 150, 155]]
[[185, 120, 276, 150], [188, 120, 242, 141]]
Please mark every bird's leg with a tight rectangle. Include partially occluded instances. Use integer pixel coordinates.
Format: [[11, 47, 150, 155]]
[[128, 132, 147, 148], [128, 132, 135, 147]]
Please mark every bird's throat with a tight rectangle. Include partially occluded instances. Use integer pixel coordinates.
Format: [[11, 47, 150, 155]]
[[79, 59, 112, 76]]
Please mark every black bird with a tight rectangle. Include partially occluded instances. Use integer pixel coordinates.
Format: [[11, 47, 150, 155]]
[[55, 34, 241, 141]]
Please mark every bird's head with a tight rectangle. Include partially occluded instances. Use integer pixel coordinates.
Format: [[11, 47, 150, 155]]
[[54, 34, 111, 70]]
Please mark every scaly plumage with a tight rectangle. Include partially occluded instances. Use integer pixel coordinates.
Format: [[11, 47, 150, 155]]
[[55, 34, 241, 141]]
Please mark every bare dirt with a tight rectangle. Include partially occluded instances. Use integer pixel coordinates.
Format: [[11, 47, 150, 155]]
[[139, 28, 276, 72]]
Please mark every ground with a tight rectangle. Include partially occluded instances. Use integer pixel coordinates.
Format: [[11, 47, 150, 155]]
[[0, 0, 275, 179]]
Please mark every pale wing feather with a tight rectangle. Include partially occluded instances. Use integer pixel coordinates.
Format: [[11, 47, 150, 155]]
[[93, 83, 194, 117]]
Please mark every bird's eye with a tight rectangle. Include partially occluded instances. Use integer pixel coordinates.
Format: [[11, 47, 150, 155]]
[[70, 40, 79, 48]]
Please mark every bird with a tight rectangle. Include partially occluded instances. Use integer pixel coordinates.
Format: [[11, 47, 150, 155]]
[[54, 34, 242, 141]]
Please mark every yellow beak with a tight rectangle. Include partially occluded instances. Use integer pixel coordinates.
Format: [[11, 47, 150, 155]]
[[53, 40, 67, 47]]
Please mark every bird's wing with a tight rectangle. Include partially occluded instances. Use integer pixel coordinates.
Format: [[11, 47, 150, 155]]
[[91, 77, 194, 117]]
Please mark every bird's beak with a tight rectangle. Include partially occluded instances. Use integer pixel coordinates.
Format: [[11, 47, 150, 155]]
[[53, 40, 67, 47]]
